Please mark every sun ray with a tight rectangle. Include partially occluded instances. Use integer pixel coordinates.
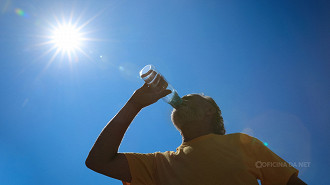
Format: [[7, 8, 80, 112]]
[[37, 45, 58, 60], [43, 47, 61, 72], [67, 50, 73, 63], [34, 40, 55, 47], [76, 9, 104, 31], [73, 9, 85, 28], [69, 10, 74, 26], [76, 46, 94, 62], [60, 49, 65, 63]]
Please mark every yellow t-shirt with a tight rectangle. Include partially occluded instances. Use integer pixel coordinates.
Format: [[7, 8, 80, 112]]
[[122, 133, 298, 185]]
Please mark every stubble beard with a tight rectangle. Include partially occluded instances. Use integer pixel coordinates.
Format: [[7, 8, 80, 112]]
[[172, 107, 204, 130]]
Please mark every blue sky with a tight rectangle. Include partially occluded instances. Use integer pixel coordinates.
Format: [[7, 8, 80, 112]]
[[0, 0, 329, 184]]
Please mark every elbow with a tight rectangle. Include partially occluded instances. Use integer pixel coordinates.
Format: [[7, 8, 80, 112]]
[[85, 158, 109, 176], [85, 156, 106, 172], [85, 159, 91, 169], [85, 155, 99, 171], [85, 157, 94, 170]]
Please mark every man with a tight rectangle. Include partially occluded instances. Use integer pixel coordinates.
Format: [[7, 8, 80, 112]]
[[86, 82, 307, 185]]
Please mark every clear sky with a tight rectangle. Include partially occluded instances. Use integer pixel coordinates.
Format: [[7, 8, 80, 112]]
[[0, 0, 329, 184]]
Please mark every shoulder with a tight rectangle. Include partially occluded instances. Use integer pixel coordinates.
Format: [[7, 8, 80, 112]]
[[154, 151, 177, 158], [225, 133, 261, 146], [125, 151, 178, 160]]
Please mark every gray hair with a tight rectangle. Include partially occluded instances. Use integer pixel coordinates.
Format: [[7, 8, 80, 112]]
[[197, 94, 226, 135]]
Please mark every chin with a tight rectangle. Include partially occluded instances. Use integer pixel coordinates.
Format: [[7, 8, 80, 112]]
[[173, 121, 184, 131], [171, 111, 184, 129], [171, 109, 178, 120]]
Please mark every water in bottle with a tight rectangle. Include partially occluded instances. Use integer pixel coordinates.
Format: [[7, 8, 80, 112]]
[[140, 65, 182, 108]]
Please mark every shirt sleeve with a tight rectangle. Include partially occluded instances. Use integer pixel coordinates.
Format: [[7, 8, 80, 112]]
[[122, 152, 157, 185], [251, 138, 299, 185]]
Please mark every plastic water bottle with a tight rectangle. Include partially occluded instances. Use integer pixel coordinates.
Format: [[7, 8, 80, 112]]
[[139, 64, 183, 108]]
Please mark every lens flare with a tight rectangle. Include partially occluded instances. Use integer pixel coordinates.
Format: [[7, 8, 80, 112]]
[[15, 8, 27, 17]]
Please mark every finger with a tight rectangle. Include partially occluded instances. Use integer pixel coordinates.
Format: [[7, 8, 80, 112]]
[[155, 75, 168, 91], [144, 71, 157, 84], [150, 73, 161, 88]]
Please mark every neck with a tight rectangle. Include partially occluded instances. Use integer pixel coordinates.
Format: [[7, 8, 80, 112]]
[[181, 127, 213, 143]]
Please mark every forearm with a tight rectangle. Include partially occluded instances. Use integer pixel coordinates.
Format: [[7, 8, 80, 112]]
[[86, 82, 171, 166], [86, 98, 141, 164]]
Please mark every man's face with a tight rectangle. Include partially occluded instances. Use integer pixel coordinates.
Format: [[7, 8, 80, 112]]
[[171, 94, 212, 130]]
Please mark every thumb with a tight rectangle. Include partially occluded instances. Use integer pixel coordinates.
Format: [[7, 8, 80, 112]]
[[160, 89, 172, 98], [142, 82, 149, 88]]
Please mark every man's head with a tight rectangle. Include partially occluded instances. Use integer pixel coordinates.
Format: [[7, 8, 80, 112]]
[[171, 94, 225, 135]]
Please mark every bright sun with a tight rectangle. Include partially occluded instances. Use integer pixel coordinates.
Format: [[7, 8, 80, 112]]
[[44, 21, 86, 63], [51, 24, 82, 52], [38, 13, 99, 65]]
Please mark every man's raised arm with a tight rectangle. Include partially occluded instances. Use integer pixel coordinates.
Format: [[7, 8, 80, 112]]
[[85, 83, 170, 182]]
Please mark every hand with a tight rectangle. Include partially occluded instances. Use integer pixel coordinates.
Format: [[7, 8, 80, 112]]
[[129, 82, 172, 109]]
